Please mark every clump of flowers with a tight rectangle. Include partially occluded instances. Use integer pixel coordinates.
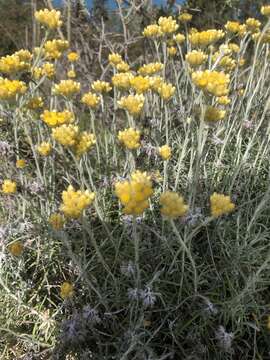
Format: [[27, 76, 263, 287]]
[[112, 72, 134, 89], [130, 76, 151, 94], [26, 96, 44, 110], [157, 82, 175, 100], [245, 18, 261, 33], [8, 241, 23, 257], [74, 131, 96, 157], [186, 50, 207, 67], [261, 5, 270, 16], [91, 81, 112, 93], [81, 92, 100, 108], [118, 94, 145, 116], [34, 63, 56, 79], [158, 16, 179, 34], [116, 61, 130, 72], [118, 128, 141, 150], [60, 185, 95, 219], [225, 21, 241, 34], [192, 70, 230, 97], [109, 52, 122, 65], [41, 110, 74, 127], [210, 193, 235, 217], [60, 281, 74, 299], [49, 213, 65, 230], [44, 39, 69, 60], [52, 124, 79, 147], [160, 191, 188, 219], [67, 69, 76, 78], [142, 24, 162, 38], [35, 8, 62, 29], [53, 80, 80, 97], [174, 33, 186, 44], [37, 142, 52, 156], [158, 145, 172, 160], [189, 29, 224, 47], [115, 170, 153, 216], [16, 159, 27, 169], [0, 78, 27, 100], [67, 51, 79, 62], [2, 180, 17, 194], [168, 46, 177, 57], [0, 54, 30, 74], [204, 106, 226, 122], [138, 63, 163, 76], [179, 12, 193, 22]]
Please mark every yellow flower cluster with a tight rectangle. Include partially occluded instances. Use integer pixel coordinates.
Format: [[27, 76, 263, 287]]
[[178, 12, 192, 22], [112, 72, 134, 89], [60, 281, 74, 299], [168, 46, 177, 56], [118, 128, 141, 150], [186, 50, 207, 67], [142, 24, 162, 38], [261, 5, 270, 16], [74, 131, 96, 157], [91, 80, 112, 93], [108, 52, 122, 65], [67, 69, 76, 78], [60, 185, 95, 218], [149, 76, 163, 91], [116, 61, 130, 72], [225, 21, 246, 36], [67, 52, 79, 62], [49, 213, 65, 230], [16, 159, 26, 169], [115, 170, 153, 216], [35, 8, 62, 29], [27, 96, 44, 110], [81, 92, 100, 108], [158, 16, 179, 34], [53, 80, 80, 97], [210, 192, 235, 217], [157, 82, 175, 101], [52, 124, 79, 146], [174, 33, 186, 44], [216, 96, 231, 105], [228, 43, 240, 53], [158, 145, 172, 160], [44, 39, 69, 60], [0, 54, 30, 74], [192, 70, 230, 97], [0, 78, 27, 100], [138, 63, 163, 76], [245, 18, 261, 33], [37, 142, 52, 156], [8, 241, 24, 257], [41, 110, 74, 127], [204, 106, 226, 122], [2, 179, 17, 194], [118, 94, 145, 116], [189, 29, 224, 47], [160, 191, 188, 219], [130, 76, 151, 94], [212, 53, 236, 71], [34, 62, 55, 79], [15, 49, 33, 62]]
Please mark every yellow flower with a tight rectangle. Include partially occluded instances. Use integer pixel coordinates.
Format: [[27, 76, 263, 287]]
[[216, 96, 231, 105], [44, 39, 69, 60], [37, 142, 52, 156], [0, 78, 27, 100], [186, 50, 207, 67], [35, 8, 62, 29], [81, 92, 100, 108], [49, 213, 65, 230], [178, 12, 192, 22], [157, 82, 175, 101], [158, 145, 172, 160], [41, 110, 74, 127], [2, 179, 17, 194], [116, 61, 130, 72], [8, 241, 23, 257], [41, 62, 55, 78], [108, 52, 122, 65], [261, 5, 270, 16], [204, 106, 226, 122], [149, 76, 163, 91], [16, 159, 27, 169], [91, 80, 112, 93], [118, 128, 141, 150], [130, 76, 151, 94], [67, 69, 76, 78], [74, 131, 96, 157], [52, 124, 79, 147], [228, 43, 240, 53], [26, 96, 44, 110], [158, 16, 179, 34], [112, 72, 134, 89], [60, 185, 95, 218], [245, 18, 261, 33], [14, 49, 33, 62], [118, 94, 145, 116], [67, 51, 79, 62], [168, 46, 177, 56], [174, 33, 186, 44], [225, 21, 241, 34], [192, 70, 230, 97], [210, 193, 235, 217], [160, 191, 188, 219], [53, 80, 80, 97], [212, 53, 236, 71], [0, 54, 30, 74], [60, 281, 74, 299], [189, 29, 224, 47], [115, 170, 153, 216], [138, 63, 163, 76], [142, 24, 162, 38]]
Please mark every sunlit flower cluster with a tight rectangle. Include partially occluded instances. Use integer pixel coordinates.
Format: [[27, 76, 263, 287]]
[[210, 193, 235, 217], [178, 12, 192, 23], [52, 124, 79, 147], [130, 76, 151, 94], [53, 80, 80, 97], [158, 145, 172, 160], [157, 82, 175, 100], [192, 70, 230, 97], [92, 80, 112, 93], [60, 281, 74, 299], [37, 142, 52, 156], [189, 29, 224, 47], [35, 8, 62, 29], [74, 131, 96, 157], [112, 72, 134, 89], [160, 191, 188, 219], [138, 63, 163, 76], [158, 16, 179, 34], [118, 94, 145, 116], [118, 128, 141, 150], [81, 92, 100, 108], [186, 50, 207, 67], [2, 179, 17, 194], [60, 185, 95, 218], [0, 54, 30, 74], [41, 110, 74, 127], [0, 78, 27, 100], [44, 39, 69, 60], [204, 106, 226, 122], [142, 24, 162, 38]]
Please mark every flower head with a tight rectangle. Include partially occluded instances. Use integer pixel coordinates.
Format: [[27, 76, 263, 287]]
[[60, 185, 95, 219], [130, 76, 151, 94], [60, 281, 74, 299], [118, 128, 141, 150], [138, 63, 163, 76], [158, 16, 179, 34], [118, 94, 145, 116], [52, 124, 79, 147], [160, 191, 188, 219], [189, 29, 224, 47], [112, 72, 134, 89], [261, 5, 270, 16], [179, 12, 192, 22], [108, 52, 122, 65], [142, 24, 162, 38], [210, 192, 235, 217], [0, 78, 27, 100], [186, 50, 207, 67], [204, 106, 226, 122], [74, 131, 96, 157], [41, 110, 74, 127], [16, 159, 27, 169], [8, 241, 23, 256], [81, 92, 100, 108], [157, 82, 175, 100], [2, 180, 16, 194], [37, 142, 52, 156], [91, 81, 111, 93], [192, 70, 230, 97], [158, 145, 172, 160], [53, 80, 80, 97], [35, 8, 62, 29], [67, 52, 79, 62]]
